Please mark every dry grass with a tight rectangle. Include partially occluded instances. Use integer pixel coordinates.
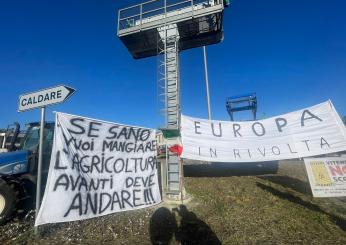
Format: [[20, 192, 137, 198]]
[[1, 160, 345, 244]]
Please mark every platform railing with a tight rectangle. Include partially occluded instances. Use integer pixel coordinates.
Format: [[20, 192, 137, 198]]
[[118, 0, 223, 34]]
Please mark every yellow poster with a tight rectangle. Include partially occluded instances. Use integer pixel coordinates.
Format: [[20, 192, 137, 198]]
[[310, 161, 332, 185]]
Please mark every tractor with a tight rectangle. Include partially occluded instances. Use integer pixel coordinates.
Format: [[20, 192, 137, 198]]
[[0, 122, 54, 225]]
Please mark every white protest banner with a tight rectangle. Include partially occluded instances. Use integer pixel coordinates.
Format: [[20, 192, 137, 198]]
[[181, 101, 346, 162], [304, 157, 346, 197], [35, 112, 161, 226]]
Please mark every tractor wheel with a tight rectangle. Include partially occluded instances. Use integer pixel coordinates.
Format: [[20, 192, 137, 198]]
[[0, 180, 17, 225], [20, 175, 37, 210]]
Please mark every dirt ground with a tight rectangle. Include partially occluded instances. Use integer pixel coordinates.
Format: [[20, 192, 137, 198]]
[[1, 160, 345, 244]]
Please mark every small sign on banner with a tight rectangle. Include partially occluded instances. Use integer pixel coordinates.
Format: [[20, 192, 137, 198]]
[[304, 157, 346, 197]]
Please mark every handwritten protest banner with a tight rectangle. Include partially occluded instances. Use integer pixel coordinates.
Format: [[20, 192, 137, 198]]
[[35, 112, 161, 226], [181, 101, 346, 162], [304, 157, 346, 197]]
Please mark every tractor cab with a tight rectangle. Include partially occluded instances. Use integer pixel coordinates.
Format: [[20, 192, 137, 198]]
[[19, 122, 55, 176], [0, 122, 55, 177]]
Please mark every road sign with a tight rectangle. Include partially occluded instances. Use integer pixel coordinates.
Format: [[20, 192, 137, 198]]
[[18, 84, 75, 235], [18, 85, 75, 112]]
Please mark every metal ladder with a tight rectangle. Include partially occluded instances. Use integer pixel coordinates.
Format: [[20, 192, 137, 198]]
[[157, 24, 180, 129], [166, 153, 181, 194], [157, 25, 181, 195]]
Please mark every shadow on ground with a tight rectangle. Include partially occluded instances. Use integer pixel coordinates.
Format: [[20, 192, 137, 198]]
[[257, 175, 312, 195], [150, 205, 221, 245], [150, 207, 176, 245], [256, 182, 346, 231], [184, 161, 279, 177]]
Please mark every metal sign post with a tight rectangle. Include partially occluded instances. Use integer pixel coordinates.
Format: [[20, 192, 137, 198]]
[[34, 107, 45, 235], [18, 85, 75, 235]]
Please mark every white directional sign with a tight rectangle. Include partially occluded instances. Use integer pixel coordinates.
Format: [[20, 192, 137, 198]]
[[18, 85, 75, 112]]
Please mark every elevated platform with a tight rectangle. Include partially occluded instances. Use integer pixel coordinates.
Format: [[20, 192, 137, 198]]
[[117, 0, 224, 59], [226, 93, 258, 121]]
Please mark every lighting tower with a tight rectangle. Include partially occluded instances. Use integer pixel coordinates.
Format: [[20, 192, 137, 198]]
[[117, 0, 227, 197]]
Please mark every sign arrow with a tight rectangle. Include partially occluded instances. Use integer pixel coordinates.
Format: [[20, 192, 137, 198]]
[[18, 85, 76, 112]]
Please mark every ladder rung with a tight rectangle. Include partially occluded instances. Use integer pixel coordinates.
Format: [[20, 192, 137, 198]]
[[168, 180, 180, 183], [168, 172, 179, 175], [166, 191, 180, 194]]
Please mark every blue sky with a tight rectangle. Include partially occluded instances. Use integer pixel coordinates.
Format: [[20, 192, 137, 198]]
[[0, 0, 345, 129]]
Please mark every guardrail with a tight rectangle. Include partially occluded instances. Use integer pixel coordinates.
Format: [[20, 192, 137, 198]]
[[117, 0, 223, 34]]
